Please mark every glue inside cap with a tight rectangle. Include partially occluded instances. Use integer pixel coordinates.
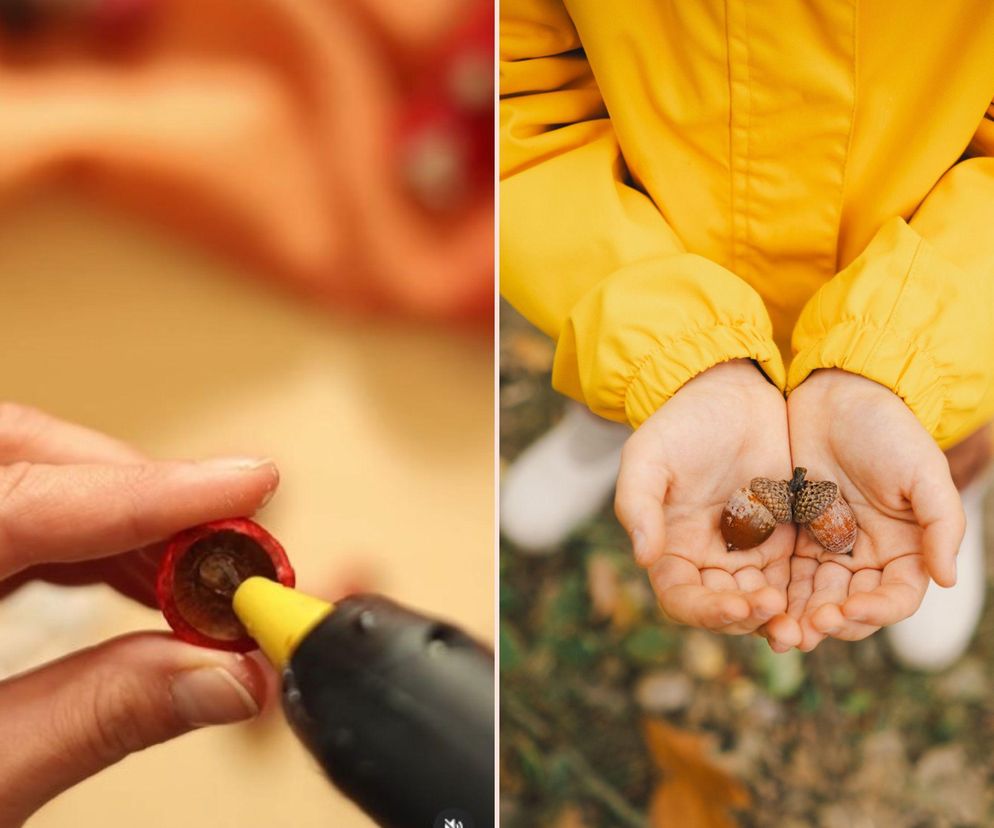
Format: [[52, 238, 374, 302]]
[[173, 531, 277, 641]]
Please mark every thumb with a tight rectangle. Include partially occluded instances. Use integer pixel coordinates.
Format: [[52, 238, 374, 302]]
[[614, 438, 668, 567], [0, 633, 265, 827], [910, 467, 966, 589]]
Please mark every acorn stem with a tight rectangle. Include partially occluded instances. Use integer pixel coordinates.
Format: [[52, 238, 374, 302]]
[[788, 467, 807, 496]]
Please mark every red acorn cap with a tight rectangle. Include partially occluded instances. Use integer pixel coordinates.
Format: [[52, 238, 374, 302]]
[[156, 518, 295, 652]]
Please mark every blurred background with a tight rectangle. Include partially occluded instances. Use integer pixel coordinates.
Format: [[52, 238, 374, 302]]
[[500, 305, 994, 828], [0, 0, 492, 825]]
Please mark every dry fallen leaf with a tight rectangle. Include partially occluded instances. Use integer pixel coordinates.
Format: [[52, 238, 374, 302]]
[[552, 804, 590, 828], [505, 330, 555, 373], [644, 718, 750, 828], [586, 553, 620, 622]]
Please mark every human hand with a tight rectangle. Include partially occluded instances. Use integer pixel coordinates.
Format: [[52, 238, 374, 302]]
[[782, 370, 965, 651], [615, 360, 800, 643], [0, 403, 279, 827]]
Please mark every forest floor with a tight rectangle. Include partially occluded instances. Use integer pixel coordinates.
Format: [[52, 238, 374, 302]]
[[500, 304, 994, 828]]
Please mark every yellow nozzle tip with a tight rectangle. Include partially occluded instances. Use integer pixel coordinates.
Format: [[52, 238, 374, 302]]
[[232, 577, 333, 669]]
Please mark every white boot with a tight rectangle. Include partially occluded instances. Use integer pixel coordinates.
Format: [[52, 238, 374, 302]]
[[886, 476, 989, 671], [500, 403, 629, 554]]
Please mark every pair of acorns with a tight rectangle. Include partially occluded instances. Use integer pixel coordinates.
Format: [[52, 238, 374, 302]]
[[720, 467, 857, 553]]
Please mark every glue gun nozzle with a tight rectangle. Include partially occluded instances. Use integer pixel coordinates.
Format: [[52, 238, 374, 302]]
[[232, 577, 334, 669]]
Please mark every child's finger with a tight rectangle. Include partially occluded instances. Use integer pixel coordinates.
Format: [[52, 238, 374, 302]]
[[840, 556, 928, 627], [649, 557, 749, 628], [786, 556, 818, 620], [0, 459, 278, 580], [758, 613, 802, 651], [701, 567, 737, 591], [615, 439, 668, 567], [0, 403, 144, 465], [661, 586, 750, 629], [811, 601, 879, 641], [810, 603, 845, 635], [911, 467, 965, 588], [761, 553, 791, 594], [732, 566, 766, 593], [701, 568, 781, 632], [797, 620, 826, 652], [745, 584, 786, 621], [847, 567, 882, 597], [797, 560, 851, 650]]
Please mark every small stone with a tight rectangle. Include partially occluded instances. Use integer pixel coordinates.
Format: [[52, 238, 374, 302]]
[[727, 676, 758, 711], [682, 631, 727, 679], [634, 671, 694, 713], [818, 803, 876, 828], [851, 730, 908, 796], [936, 657, 988, 703], [914, 743, 966, 787], [750, 694, 784, 727], [913, 743, 989, 823]]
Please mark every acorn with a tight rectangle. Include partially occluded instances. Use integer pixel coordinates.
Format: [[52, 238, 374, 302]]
[[720, 477, 793, 551], [720, 467, 859, 553], [792, 470, 858, 554]]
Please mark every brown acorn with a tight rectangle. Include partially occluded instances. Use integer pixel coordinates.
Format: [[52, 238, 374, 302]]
[[720, 477, 793, 551], [791, 469, 858, 554]]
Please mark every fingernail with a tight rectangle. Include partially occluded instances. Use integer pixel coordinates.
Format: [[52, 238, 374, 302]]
[[631, 529, 648, 563], [756, 608, 774, 621], [200, 456, 274, 472], [171, 666, 260, 727], [259, 484, 277, 508]]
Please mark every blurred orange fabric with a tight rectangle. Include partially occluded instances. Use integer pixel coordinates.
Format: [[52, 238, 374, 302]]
[[0, 0, 493, 323]]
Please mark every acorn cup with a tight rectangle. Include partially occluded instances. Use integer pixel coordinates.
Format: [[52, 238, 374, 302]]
[[719, 467, 858, 553]]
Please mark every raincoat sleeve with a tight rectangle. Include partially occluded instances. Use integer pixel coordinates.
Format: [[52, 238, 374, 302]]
[[499, 0, 785, 428], [789, 104, 994, 448]]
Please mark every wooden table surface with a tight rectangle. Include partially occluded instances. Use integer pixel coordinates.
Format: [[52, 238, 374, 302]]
[[0, 192, 494, 827]]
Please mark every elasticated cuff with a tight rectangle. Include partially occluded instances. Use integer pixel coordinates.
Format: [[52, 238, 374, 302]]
[[625, 323, 786, 428], [787, 317, 948, 443]]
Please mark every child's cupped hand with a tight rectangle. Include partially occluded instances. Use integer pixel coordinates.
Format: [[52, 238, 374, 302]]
[[617, 364, 966, 653], [774, 369, 965, 652], [615, 359, 801, 645]]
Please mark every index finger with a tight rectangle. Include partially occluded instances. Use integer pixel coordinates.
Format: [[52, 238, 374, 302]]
[[0, 458, 278, 580]]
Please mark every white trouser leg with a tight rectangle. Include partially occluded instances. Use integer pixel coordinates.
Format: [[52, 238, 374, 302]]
[[500, 403, 629, 554]]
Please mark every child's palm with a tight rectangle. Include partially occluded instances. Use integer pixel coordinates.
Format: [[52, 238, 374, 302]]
[[616, 360, 797, 635], [785, 370, 965, 650]]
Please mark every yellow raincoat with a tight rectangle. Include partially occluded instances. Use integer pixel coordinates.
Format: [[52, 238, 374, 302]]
[[500, 0, 994, 448]]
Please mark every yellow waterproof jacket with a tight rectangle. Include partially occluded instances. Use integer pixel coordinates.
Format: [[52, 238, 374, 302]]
[[500, 0, 994, 448]]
